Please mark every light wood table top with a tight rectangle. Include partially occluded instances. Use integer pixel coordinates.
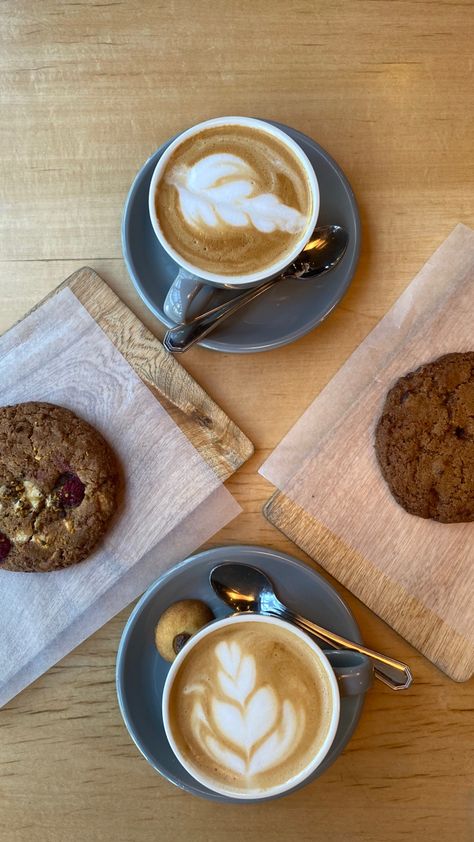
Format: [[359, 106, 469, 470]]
[[1, 2, 473, 840]]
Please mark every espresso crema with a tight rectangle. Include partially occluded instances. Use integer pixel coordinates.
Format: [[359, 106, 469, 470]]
[[155, 124, 313, 276], [166, 621, 333, 795]]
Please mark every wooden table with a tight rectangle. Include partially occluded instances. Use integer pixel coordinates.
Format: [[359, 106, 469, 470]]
[[1, 2, 473, 840]]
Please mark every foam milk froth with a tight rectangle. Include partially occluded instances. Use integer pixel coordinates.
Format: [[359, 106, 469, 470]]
[[155, 125, 313, 276], [167, 622, 332, 794]]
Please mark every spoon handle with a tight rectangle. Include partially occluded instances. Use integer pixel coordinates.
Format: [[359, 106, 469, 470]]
[[163, 277, 279, 353], [275, 607, 412, 690]]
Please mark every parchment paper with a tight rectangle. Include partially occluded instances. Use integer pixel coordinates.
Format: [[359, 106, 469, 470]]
[[0, 288, 241, 707], [260, 224, 474, 643]]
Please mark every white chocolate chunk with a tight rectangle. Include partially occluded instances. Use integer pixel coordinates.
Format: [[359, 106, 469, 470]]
[[23, 480, 43, 510]]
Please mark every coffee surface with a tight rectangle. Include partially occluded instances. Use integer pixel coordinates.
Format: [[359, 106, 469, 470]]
[[155, 124, 313, 276], [167, 622, 333, 794]]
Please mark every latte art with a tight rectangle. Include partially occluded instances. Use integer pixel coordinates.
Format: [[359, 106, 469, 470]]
[[185, 639, 306, 778], [167, 153, 307, 236], [166, 622, 333, 795], [155, 124, 313, 276]]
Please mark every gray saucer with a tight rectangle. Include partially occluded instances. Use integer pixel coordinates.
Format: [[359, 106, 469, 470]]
[[121, 122, 361, 353], [116, 545, 365, 802]]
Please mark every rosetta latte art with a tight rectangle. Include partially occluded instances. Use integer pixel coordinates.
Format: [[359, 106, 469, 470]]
[[167, 154, 307, 235], [155, 123, 313, 275], [184, 639, 306, 778]]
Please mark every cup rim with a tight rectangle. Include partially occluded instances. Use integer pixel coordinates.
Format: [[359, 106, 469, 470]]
[[148, 115, 320, 286], [161, 612, 340, 801]]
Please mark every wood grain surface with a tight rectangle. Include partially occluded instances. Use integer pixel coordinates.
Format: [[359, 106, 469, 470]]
[[33, 266, 253, 479], [0, 1, 473, 841], [265, 495, 474, 681]]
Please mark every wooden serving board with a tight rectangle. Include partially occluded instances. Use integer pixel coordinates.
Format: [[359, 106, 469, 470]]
[[264, 493, 474, 682], [11, 266, 253, 480], [263, 226, 474, 683]]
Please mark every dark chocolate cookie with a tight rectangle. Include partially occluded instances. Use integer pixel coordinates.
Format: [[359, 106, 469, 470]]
[[0, 402, 119, 571], [375, 353, 474, 522]]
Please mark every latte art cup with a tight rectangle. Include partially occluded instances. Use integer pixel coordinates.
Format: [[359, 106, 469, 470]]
[[149, 117, 320, 324], [162, 614, 340, 800]]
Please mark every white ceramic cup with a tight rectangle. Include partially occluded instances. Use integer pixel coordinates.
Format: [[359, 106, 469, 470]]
[[162, 613, 340, 800], [148, 116, 320, 323]]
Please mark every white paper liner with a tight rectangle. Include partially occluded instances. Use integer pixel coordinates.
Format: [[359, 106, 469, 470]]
[[260, 224, 474, 644], [0, 288, 241, 706]]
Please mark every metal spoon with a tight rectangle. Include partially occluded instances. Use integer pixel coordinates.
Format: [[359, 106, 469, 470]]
[[163, 224, 348, 353], [209, 562, 413, 691]]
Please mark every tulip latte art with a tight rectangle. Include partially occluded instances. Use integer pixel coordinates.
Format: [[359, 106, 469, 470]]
[[155, 124, 313, 275], [166, 622, 333, 794]]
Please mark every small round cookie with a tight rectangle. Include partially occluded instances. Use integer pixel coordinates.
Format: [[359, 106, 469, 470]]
[[154, 600, 214, 661], [0, 402, 119, 572], [375, 352, 474, 523]]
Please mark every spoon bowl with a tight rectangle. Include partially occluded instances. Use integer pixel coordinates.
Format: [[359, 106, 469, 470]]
[[210, 560, 285, 614], [286, 224, 349, 279]]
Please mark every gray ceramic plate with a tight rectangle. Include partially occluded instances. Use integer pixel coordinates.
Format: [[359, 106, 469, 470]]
[[121, 122, 361, 353], [116, 545, 365, 803]]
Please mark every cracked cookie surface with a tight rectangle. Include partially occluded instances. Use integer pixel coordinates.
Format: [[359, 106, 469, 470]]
[[0, 402, 119, 571], [375, 353, 474, 523]]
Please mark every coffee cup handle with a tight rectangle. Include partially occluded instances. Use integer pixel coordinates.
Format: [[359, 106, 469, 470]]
[[323, 650, 373, 697], [163, 269, 215, 324]]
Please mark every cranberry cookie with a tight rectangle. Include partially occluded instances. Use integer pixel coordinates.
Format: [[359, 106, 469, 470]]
[[0, 402, 119, 571]]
